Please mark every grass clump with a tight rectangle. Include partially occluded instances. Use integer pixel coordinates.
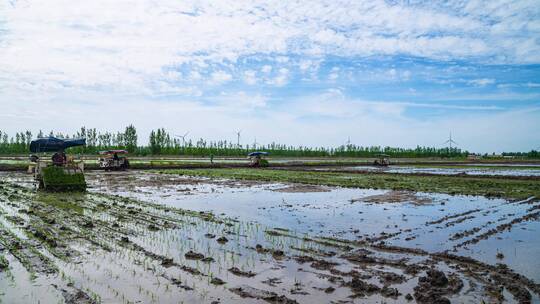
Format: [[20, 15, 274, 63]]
[[0, 255, 8, 270]]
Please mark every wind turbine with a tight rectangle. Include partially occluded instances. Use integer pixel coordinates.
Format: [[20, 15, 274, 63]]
[[235, 130, 242, 148], [253, 137, 259, 149], [344, 136, 352, 150], [175, 131, 190, 147], [443, 132, 458, 149]]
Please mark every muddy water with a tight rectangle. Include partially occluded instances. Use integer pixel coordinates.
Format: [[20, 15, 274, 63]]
[[1, 171, 540, 303], [82, 171, 540, 283], [344, 165, 540, 177]]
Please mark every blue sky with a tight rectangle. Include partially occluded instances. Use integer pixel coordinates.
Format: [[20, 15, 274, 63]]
[[0, 0, 539, 152]]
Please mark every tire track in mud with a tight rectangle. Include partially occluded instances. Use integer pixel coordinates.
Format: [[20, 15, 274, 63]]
[[446, 198, 540, 246], [364, 206, 489, 250], [422, 197, 540, 246], [455, 210, 540, 249], [425, 208, 482, 226]]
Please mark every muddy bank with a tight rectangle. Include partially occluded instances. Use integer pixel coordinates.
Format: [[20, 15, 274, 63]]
[[353, 190, 433, 205]]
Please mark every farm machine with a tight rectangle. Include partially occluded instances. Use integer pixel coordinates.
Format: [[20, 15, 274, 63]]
[[248, 151, 269, 167], [98, 150, 130, 171], [28, 137, 87, 191], [373, 154, 390, 166]]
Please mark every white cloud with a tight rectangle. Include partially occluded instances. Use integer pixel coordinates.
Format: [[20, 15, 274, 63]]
[[284, 89, 503, 121], [328, 66, 339, 80], [214, 91, 267, 109], [498, 82, 540, 89], [243, 70, 257, 85], [189, 71, 202, 81], [402, 70, 411, 81], [267, 68, 289, 86], [1, 0, 538, 98], [299, 60, 315, 71], [0, 0, 538, 152], [261, 65, 273, 73], [210, 71, 232, 84], [468, 78, 496, 87]]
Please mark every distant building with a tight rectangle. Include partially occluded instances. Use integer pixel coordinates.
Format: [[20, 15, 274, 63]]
[[467, 154, 481, 160]]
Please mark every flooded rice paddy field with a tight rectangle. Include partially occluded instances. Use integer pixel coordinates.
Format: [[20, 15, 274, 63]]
[[0, 171, 539, 303], [318, 165, 540, 177]]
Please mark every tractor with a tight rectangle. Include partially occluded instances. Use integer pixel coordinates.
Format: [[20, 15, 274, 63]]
[[248, 151, 269, 167], [373, 154, 390, 167], [28, 137, 87, 191], [98, 150, 130, 171]]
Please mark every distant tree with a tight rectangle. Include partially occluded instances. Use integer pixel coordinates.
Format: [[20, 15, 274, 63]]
[[149, 130, 159, 154], [25, 130, 32, 147], [124, 125, 138, 153]]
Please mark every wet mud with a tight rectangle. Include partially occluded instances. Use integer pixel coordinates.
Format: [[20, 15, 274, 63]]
[[0, 172, 539, 303]]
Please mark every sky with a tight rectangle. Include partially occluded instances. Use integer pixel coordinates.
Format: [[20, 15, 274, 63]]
[[1, 0, 539, 153]]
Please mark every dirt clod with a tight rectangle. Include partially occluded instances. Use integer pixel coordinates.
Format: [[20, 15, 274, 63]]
[[211, 277, 226, 285], [230, 285, 298, 304], [347, 277, 380, 296], [216, 236, 229, 244], [381, 286, 400, 298], [228, 267, 256, 277], [413, 269, 463, 304], [185, 250, 204, 260], [147, 224, 160, 231]]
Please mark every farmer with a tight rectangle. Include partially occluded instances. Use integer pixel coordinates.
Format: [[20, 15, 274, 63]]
[[52, 151, 65, 166]]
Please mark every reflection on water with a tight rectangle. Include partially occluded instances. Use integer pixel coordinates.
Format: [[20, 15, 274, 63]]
[[86, 171, 540, 282], [343, 165, 540, 176]]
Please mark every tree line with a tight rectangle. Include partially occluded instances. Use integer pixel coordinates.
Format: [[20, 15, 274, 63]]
[[0, 125, 537, 158]]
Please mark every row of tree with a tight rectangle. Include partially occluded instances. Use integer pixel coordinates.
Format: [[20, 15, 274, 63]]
[[0, 126, 537, 158]]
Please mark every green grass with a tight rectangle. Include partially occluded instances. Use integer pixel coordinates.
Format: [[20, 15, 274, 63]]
[[0, 255, 8, 270], [161, 168, 540, 200]]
